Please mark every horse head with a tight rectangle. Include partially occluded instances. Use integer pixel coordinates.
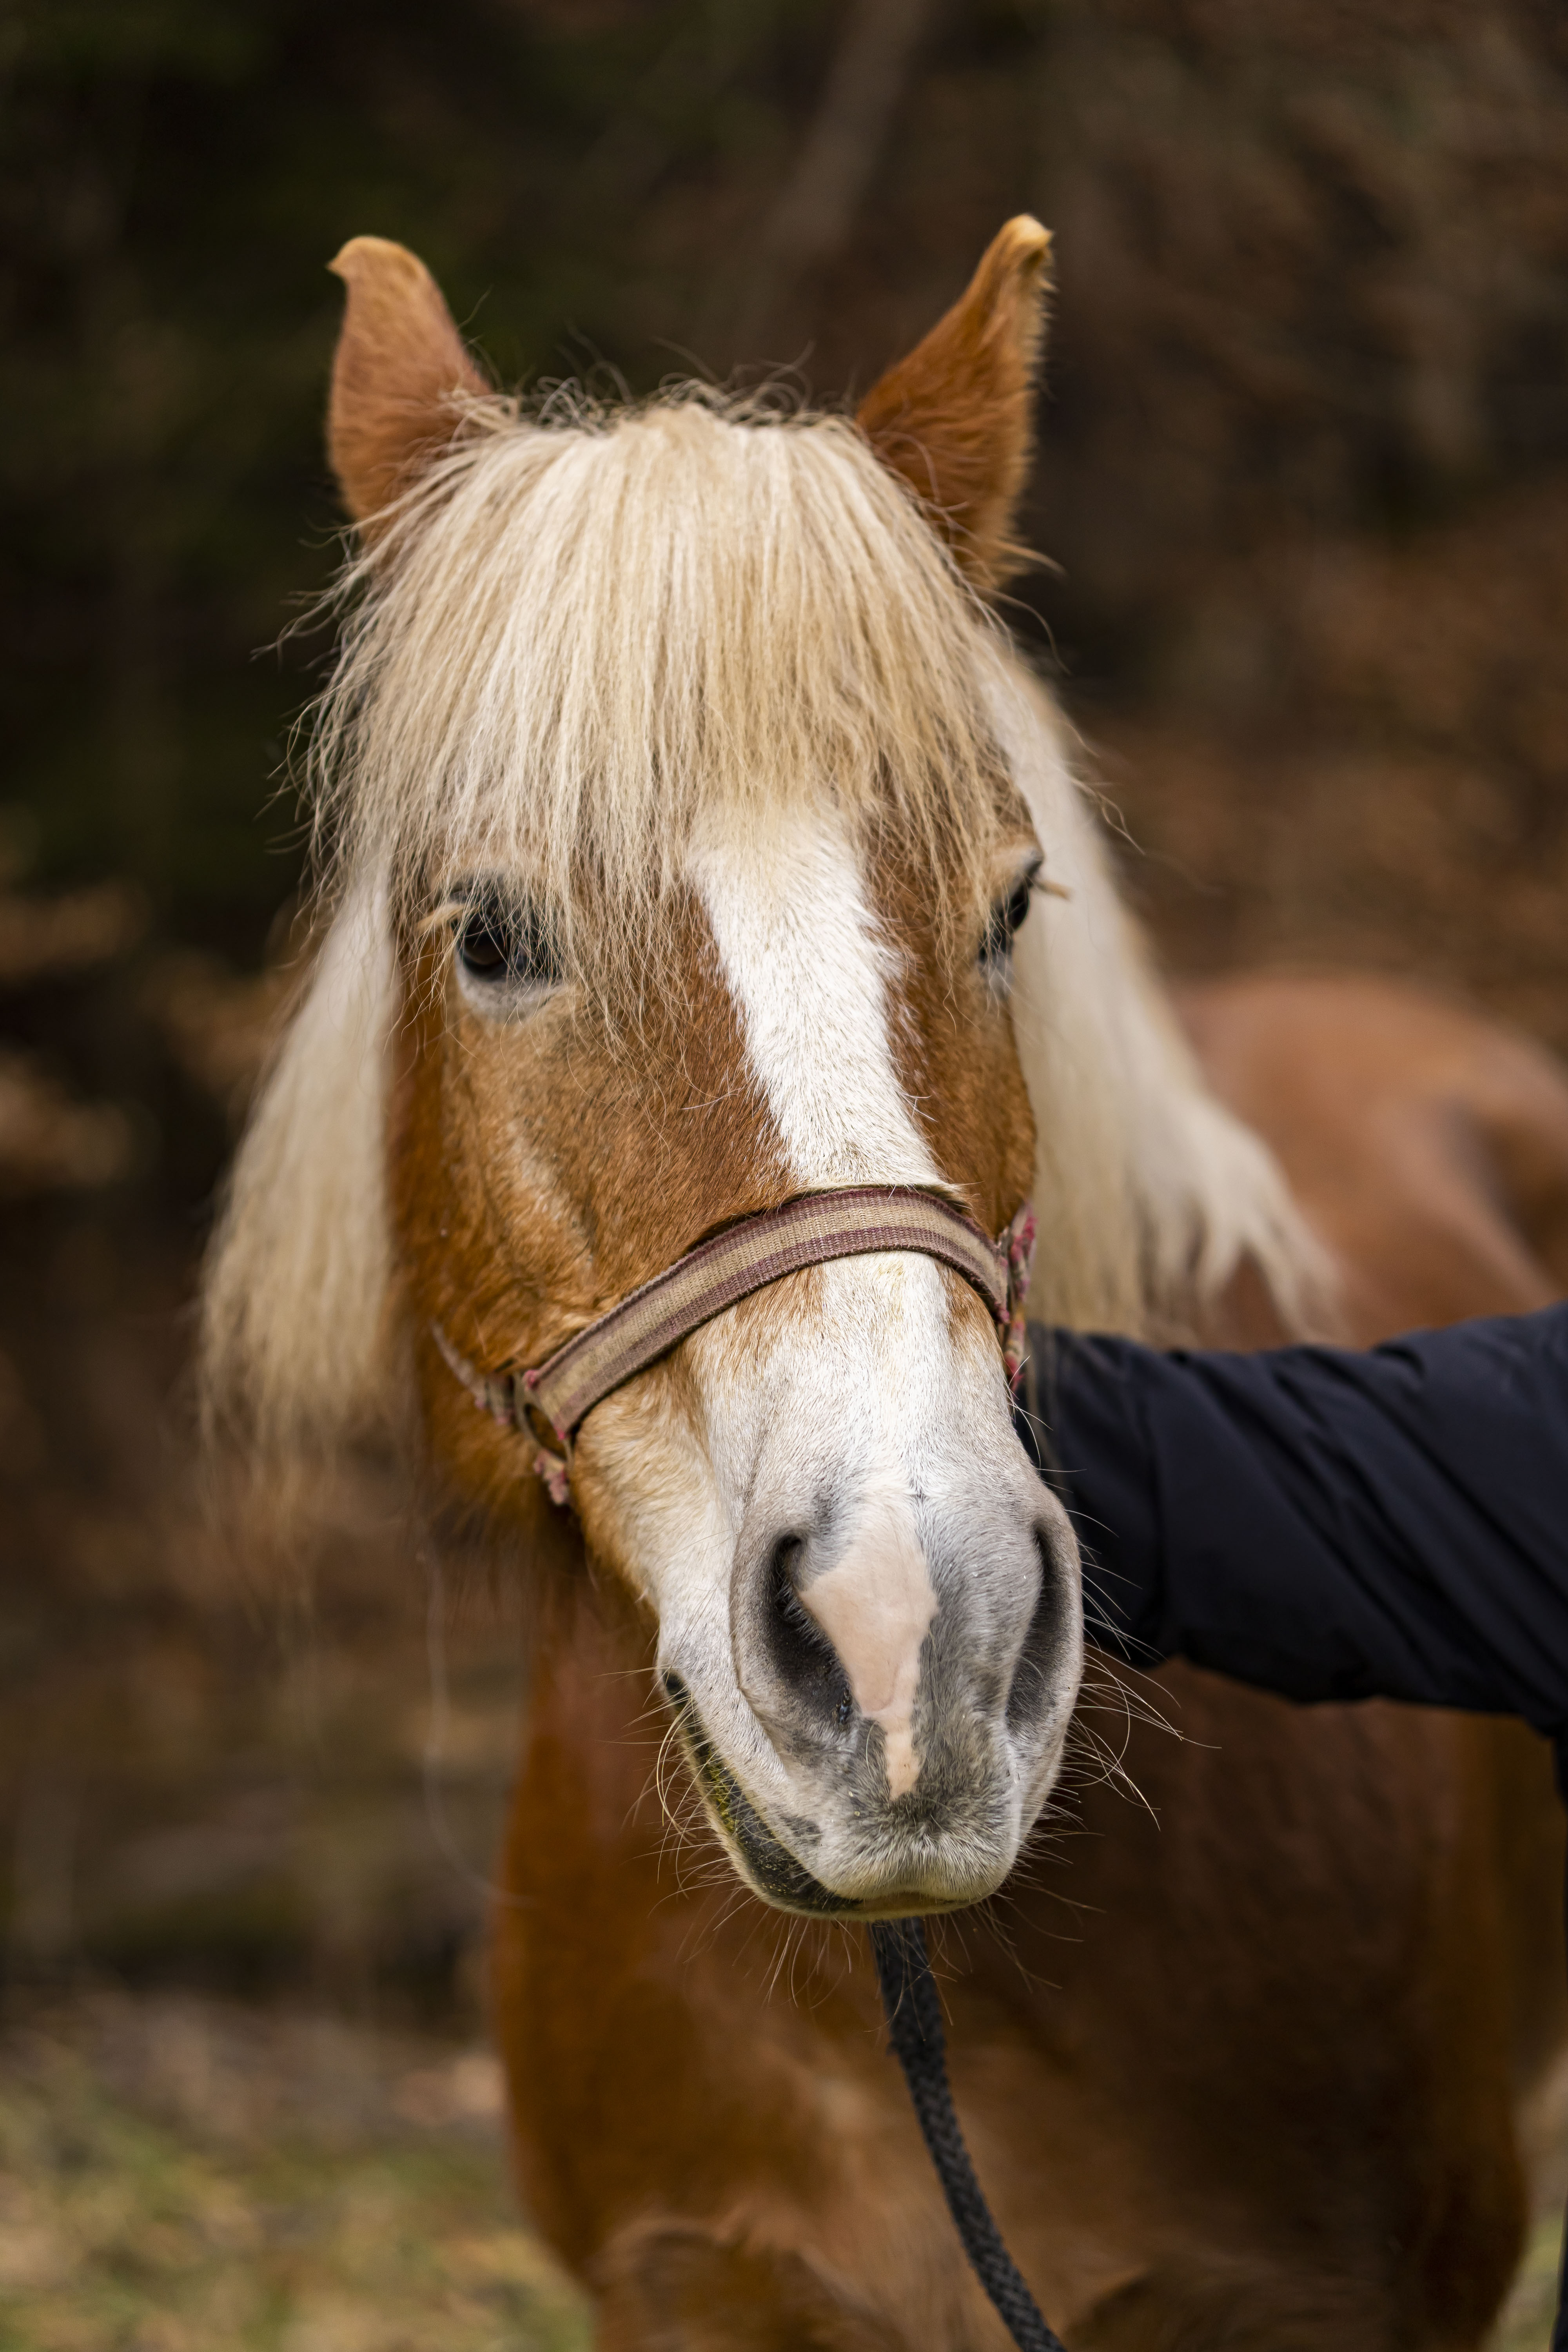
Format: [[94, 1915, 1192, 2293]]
[[209, 223, 1292, 1920]]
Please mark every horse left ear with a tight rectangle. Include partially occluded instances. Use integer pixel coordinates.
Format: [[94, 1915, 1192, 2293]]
[[856, 216, 1052, 592], [327, 236, 488, 532]]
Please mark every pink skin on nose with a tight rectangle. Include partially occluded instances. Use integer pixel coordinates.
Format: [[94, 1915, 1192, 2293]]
[[799, 1482, 938, 1800]]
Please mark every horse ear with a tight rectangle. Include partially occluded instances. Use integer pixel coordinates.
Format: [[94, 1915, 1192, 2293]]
[[326, 236, 488, 530], [856, 216, 1052, 592]]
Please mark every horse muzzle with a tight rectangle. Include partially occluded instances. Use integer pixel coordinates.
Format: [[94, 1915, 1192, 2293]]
[[666, 1439, 1082, 1916]]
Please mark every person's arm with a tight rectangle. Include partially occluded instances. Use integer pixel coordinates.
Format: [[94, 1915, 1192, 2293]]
[[1018, 1303, 1568, 1739]]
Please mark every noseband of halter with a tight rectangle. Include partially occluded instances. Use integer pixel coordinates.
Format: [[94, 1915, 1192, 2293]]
[[433, 1185, 1038, 1506]]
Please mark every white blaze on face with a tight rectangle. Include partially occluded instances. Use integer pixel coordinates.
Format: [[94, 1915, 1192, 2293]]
[[692, 815, 942, 1189], [691, 812, 946, 1797]]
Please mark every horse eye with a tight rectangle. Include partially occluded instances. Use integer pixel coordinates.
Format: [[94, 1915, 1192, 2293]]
[[454, 894, 563, 991], [457, 907, 508, 978], [981, 872, 1037, 971]]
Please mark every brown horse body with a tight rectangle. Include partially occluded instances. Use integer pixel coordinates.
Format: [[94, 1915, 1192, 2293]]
[[496, 971, 1568, 2352], [206, 221, 1568, 2350]]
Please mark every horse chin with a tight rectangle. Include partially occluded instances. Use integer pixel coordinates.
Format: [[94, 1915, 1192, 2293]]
[[665, 1672, 1041, 1920]]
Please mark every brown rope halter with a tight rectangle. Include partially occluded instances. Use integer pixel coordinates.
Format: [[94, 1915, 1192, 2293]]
[[433, 1183, 1037, 1504]]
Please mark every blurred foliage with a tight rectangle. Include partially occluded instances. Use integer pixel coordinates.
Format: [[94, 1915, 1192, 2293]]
[[1028, 0, 1568, 662], [0, 0, 858, 944]]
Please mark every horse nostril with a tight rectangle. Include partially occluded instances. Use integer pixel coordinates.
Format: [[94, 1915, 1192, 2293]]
[[1006, 1526, 1069, 1735], [766, 1532, 853, 1728], [770, 1532, 803, 1587]]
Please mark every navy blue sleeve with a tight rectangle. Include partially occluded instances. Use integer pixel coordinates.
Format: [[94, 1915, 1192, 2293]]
[[1020, 1304, 1568, 1739]]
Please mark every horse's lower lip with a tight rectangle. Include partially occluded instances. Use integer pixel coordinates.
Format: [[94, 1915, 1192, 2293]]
[[853, 1889, 973, 1920], [665, 1674, 850, 1912]]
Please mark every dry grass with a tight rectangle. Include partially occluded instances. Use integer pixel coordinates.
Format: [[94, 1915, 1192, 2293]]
[[0, 1991, 589, 2352], [1489, 2049, 1568, 2352], [1494, 2214, 1563, 2352]]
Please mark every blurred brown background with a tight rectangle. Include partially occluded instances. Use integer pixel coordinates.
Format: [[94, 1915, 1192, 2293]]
[[3, 2, 1568, 2343]]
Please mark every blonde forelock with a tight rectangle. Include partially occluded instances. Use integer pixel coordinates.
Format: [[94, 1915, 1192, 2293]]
[[309, 387, 1009, 993]]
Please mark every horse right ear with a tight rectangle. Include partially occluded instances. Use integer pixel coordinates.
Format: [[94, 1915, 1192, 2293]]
[[327, 236, 488, 532], [857, 216, 1052, 593]]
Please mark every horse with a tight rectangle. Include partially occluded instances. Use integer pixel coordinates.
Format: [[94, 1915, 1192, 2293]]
[[203, 219, 1568, 2349]]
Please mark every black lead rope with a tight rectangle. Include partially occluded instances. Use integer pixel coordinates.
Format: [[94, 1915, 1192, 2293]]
[[870, 1918, 1067, 2352]]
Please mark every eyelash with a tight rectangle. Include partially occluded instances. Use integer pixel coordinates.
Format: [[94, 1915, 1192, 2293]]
[[980, 869, 1039, 975], [983, 880, 1033, 963]]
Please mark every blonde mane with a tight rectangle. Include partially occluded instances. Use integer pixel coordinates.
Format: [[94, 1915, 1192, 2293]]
[[202, 387, 1323, 1458], [996, 666, 1323, 1338]]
